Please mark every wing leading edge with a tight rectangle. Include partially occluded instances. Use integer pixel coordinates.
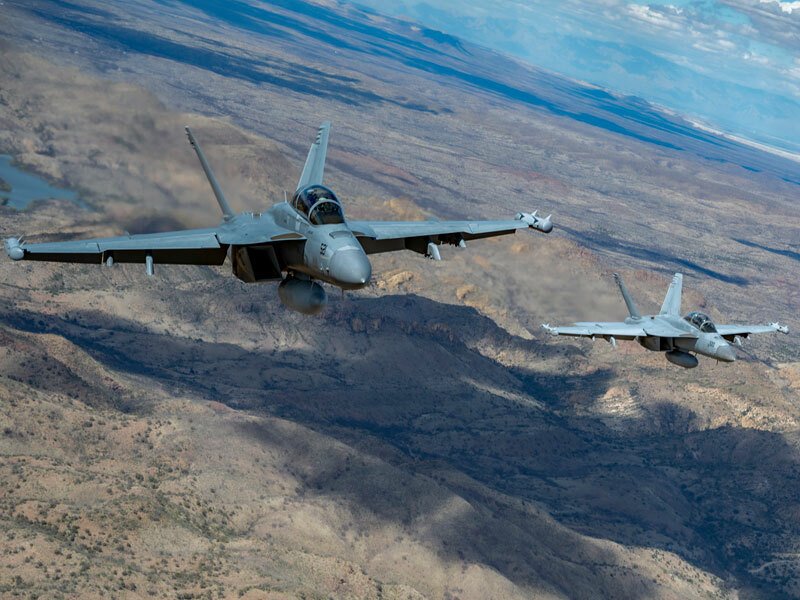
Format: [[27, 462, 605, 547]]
[[349, 212, 552, 256], [716, 323, 789, 340], [5, 229, 227, 265], [541, 322, 647, 339]]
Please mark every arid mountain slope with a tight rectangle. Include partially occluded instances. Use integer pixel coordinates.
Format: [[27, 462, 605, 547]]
[[0, 6, 798, 599], [5, 193, 797, 599], [0, 49, 294, 227], [4, 0, 799, 324]]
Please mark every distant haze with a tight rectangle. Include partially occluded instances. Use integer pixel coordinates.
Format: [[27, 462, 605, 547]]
[[352, 0, 800, 154]]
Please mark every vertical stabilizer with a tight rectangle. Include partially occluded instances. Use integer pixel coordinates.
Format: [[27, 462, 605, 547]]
[[297, 122, 330, 192], [660, 273, 683, 316], [185, 126, 234, 220], [614, 273, 641, 319]]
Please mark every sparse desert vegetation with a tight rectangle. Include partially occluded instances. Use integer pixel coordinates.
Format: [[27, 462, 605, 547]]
[[0, 1, 798, 598]]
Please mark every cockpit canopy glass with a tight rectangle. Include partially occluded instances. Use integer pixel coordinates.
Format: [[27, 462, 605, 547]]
[[309, 201, 345, 225], [684, 312, 717, 333], [291, 185, 344, 225]]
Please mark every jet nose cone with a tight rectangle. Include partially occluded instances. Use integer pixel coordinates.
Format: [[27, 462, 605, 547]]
[[330, 248, 371, 289], [717, 343, 736, 362]]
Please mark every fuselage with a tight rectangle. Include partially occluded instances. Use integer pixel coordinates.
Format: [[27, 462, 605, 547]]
[[544, 272, 786, 368], [267, 185, 371, 289], [626, 313, 736, 363]]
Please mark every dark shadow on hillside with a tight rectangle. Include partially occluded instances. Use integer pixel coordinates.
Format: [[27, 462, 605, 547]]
[[29, 4, 439, 114], [561, 224, 750, 285], [1, 293, 797, 597], [28, 0, 800, 181], [0, 293, 571, 407], [734, 238, 800, 263]]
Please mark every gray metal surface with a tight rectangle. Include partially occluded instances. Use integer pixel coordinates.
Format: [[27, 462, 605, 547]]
[[185, 126, 234, 219], [542, 272, 788, 367], [4, 122, 553, 314], [614, 272, 640, 319], [659, 273, 683, 316], [296, 122, 330, 192]]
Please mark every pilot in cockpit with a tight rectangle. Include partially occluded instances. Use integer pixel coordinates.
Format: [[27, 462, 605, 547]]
[[292, 185, 344, 225], [684, 311, 717, 333]]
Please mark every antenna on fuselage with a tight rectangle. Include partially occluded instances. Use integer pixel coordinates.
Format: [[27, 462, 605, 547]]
[[185, 126, 235, 221]]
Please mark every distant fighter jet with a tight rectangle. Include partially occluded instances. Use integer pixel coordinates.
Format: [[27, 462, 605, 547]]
[[5, 123, 552, 314], [541, 273, 788, 367]]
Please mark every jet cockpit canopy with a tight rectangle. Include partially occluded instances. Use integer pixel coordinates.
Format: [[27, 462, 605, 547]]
[[292, 185, 344, 225], [684, 312, 717, 333]]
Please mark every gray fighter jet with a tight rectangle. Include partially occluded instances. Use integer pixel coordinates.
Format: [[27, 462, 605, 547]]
[[4, 123, 552, 314], [541, 273, 788, 367]]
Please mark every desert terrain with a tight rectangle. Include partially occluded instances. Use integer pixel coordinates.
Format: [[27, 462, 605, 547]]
[[0, 1, 798, 598]]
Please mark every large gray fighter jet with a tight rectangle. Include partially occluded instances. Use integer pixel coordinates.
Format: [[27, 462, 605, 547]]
[[4, 123, 552, 314], [541, 273, 788, 367]]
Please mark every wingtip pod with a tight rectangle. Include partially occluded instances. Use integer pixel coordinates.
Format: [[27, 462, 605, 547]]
[[770, 322, 789, 334], [516, 211, 553, 233], [4, 237, 24, 261]]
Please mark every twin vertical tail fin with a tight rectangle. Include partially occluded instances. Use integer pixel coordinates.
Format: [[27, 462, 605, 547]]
[[614, 273, 641, 319], [185, 122, 331, 218], [185, 126, 235, 220], [659, 273, 683, 316], [296, 121, 331, 192]]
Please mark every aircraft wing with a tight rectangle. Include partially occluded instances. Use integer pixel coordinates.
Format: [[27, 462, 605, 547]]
[[542, 322, 646, 340], [4, 228, 229, 265], [349, 212, 552, 256], [716, 323, 789, 341]]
